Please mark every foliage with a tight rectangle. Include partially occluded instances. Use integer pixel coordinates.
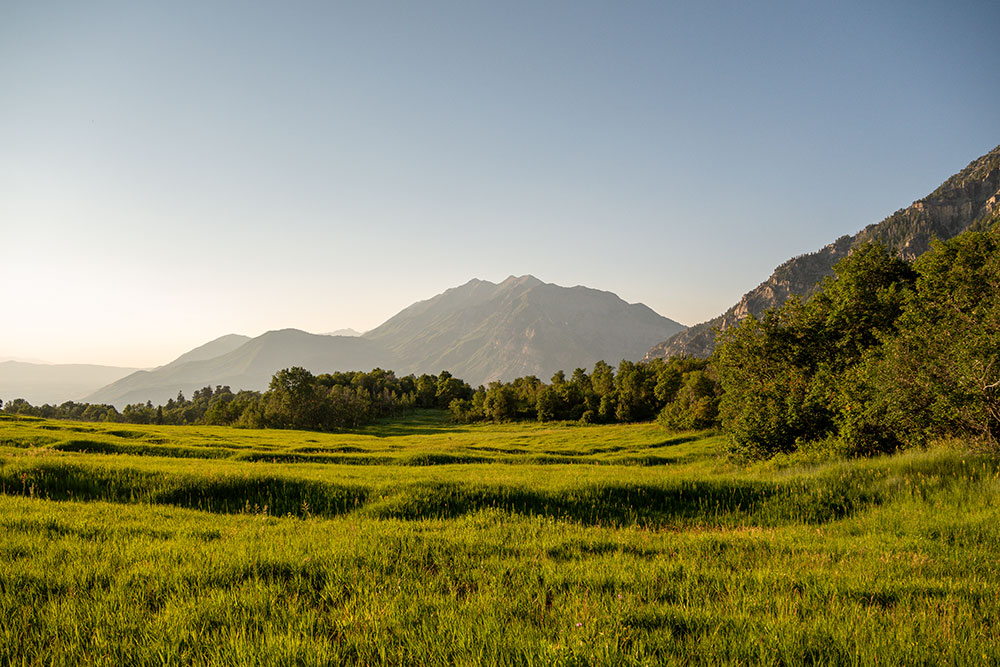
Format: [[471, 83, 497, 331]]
[[657, 368, 721, 431], [1, 368, 472, 433], [716, 228, 1000, 460], [715, 243, 916, 460], [454, 357, 722, 429], [867, 225, 1000, 448]]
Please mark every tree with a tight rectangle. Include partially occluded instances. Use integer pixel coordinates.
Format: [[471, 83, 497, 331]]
[[435, 371, 470, 407], [483, 382, 516, 422], [535, 385, 559, 422], [714, 243, 915, 459], [591, 361, 614, 398], [614, 360, 657, 422], [415, 374, 438, 408], [872, 226, 1000, 447], [658, 368, 721, 431], [261, 367, 325, 430]]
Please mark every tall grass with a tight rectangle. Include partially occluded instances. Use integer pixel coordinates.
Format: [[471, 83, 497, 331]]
[[1, 413, 999, 665]]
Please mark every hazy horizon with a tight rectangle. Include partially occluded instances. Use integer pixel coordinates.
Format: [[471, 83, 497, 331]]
[[3, 2, 998, 367]]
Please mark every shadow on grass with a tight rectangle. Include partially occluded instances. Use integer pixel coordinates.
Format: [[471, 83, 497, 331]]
[[232, 452, 494, 465], [0, 460, 885, 527], [546, 539, 660, 561], [366, 476, 884, 527], [53, 439, 231, 460], [0, 461, 368, 519], [648, 435, 702, 449], [358, 409, 467, 438], [0, 435, 59, 449]]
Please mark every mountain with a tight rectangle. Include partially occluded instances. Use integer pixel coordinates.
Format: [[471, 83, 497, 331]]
[[0, 361, 140, 405], [363, 275, 685, 385], [166, 334, 252, 367], [85, 330, 395, 407], [323, 328, 361, 337], [646, 144, 1000, 360]]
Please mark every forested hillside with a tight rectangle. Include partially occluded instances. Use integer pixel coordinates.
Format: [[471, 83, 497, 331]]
[[714, 221, 1000, 459]]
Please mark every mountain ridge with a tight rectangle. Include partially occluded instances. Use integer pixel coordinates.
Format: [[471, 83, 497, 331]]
[[164, 334, 253, 369], [0, 361, 140, 406], [646, 144, 1000, 360]]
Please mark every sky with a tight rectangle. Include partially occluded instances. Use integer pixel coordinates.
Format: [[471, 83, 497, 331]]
[[2, 1, 998, 367]]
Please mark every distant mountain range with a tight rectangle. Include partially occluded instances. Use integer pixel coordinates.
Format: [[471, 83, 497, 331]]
[[323, 328, 361, 337], [645, 144, 1000, 360], [0, 336, 254, 407], [83, 330, 392, 407], [0, 361, 139, 406], [77, 275, 683, 407]]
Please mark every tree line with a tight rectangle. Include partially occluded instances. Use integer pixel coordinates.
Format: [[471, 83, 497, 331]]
[[0, 357, 721, 432], [447, 356, 719, 429], [0, 368, 474, 431]]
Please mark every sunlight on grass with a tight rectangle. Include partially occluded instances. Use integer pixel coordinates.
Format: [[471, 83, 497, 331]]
[[1, 412, 998, 665]]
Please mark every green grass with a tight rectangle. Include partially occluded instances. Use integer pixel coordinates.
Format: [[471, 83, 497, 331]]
[[1, 412, 999, 665]]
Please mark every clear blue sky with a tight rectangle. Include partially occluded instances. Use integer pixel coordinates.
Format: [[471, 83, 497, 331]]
[[2, 1, 997, 366]]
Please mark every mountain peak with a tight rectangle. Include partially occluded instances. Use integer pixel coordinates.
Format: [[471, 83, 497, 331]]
[[83, 276, 687, 405], [498, 274, 543, 289]]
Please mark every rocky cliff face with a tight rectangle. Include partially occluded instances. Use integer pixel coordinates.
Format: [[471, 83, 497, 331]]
[[645, 144, 1000, 360]]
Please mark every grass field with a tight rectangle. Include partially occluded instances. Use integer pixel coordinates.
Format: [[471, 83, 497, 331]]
[[1, 411, 998, 665]]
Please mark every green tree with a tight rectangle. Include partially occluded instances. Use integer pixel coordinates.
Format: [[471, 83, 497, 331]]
[[591, 361, 615, 398], [414, 374, 438, 408], [260, 367, 325, 430], [535, 385, 559, 422], [435, 371, 470, 407], [614, 360, 657, 422], [658, 368, 721, 431], [483, 382, 516, 422], [715, 243, 915, 459], [872, 227, 1000, 447]]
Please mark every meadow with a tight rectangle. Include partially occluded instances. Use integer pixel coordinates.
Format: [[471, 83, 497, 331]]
[[1, 411, 998, 665]]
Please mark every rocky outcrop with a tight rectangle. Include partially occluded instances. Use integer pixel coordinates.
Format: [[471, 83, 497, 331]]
[[645, 144, 1000, 360]]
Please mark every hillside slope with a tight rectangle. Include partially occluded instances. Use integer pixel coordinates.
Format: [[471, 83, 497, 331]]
[[646, 144, 1000, 359], [165, 334, 252, 368]]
